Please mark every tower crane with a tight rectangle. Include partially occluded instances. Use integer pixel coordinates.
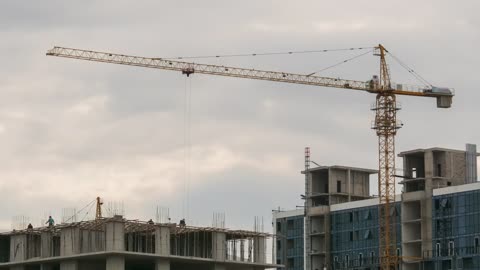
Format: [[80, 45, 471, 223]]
[[95, 196, 103, 220], [46, 44, 453, 270]]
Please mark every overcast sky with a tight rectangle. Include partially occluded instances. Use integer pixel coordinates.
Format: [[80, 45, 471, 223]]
[[0, 0, 479, 231]]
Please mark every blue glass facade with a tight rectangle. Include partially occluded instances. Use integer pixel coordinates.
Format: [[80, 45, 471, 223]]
[[431, 189, 480, 270], [330, 203, 401, 270], [276, 214, 304, 270]]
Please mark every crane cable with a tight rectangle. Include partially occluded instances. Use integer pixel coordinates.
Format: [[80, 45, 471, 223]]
[[306, 49, 375, 76], [183, 77, 192, 221], [161, 47, 374, 60], [62, 198, 96, 224], [386, 51, 432, 87]]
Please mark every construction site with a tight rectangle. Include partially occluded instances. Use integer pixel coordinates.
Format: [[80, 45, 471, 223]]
[[0, 13, 473, 270], [0, 214, 274, 270]]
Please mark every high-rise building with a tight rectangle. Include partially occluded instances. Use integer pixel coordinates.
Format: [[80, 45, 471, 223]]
[[273, 209, 304, 270], [275, 144, 478, 270]]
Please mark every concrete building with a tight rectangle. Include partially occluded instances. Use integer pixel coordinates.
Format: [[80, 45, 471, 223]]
[[273, 209, 304, 270], [0, 215, 277, 270], [304, 165, 377, 270], [277, 144, 479, 270]]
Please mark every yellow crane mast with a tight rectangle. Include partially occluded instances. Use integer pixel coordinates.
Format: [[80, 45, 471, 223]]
[[47, 44, 453, 270]]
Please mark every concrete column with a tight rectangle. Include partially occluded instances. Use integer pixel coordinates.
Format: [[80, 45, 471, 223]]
[[253, 236, 266, 264], [9, 235, 26, 262], [212, 232, 226, 261], [105, 216, 125, 252], [155, 226, 170, 256], [40, 264, 53, 270], [347, 169, 352, 201], [213, 264, 226, 270], [9, 266, 25, 270], [60, 260, 78, 270], [155, 259, 170, 270], [106, 255, 125, 270], [41, 232, 52, 258]]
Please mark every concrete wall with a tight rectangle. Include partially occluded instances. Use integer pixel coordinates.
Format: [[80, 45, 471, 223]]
[[41, 232, 52, 258], [105, 219, 124, 252], [106, 255, 124, 270], [155, 226, 170, 256], [60, 228, 81, 257], [80, 230, 104, 253], [9, 235, 26, 262], [253, 237, 266, 264], [60, 260, 78, 270], [212, 232, 226, 261]]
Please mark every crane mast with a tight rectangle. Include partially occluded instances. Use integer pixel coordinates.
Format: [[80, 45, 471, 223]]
[[47, 45, 453, 270], [374, 45, 399, 269]]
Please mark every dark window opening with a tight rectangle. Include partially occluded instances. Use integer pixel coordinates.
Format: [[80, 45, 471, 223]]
[[359, 253, 363, 266], [287, 239, 294, 249], [276, 222, 281, 232], [337, 181, 342, 193], [287, 220, 294, 230], [437, 164, 442, 177], [475, 237, 479, 253], [448, 241, 454, 256]]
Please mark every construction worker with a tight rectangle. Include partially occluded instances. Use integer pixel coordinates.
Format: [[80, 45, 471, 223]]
[[179, 218, 186, 227], [46, 216, 55, 227], [147, 219, 154, 225], [27, 223, 33, 230]]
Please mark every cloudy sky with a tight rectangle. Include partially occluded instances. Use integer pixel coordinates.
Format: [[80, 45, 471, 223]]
[[0, 0, 478, 231]]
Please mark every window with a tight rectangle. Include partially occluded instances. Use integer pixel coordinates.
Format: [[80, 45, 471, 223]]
[[287, 239, 294, 249], [412, 168, 417, 178], [397, 248, 401, 257], [358, 253, 363, 266], [370, 251, 375, 264], [349, 212, 353, 222], [351, 231, 359, 241], [337, 181, 342, 192], [276, 222, 281, 232], [334, 256, 338, 263], [437, 164, 442, 177], [345, 255, 349, 267], [364, 230, 371, 240], [440, 198, 450, 208], [349, 231, 354, 241], [448, 241, 455, 256], [475, 237, 479, 253], [436, 243, 441, 257], [390, 206, 397, 217], [277, 240, 281, 250], [364, 210, 371, 220], [287, 220, 294, 230]]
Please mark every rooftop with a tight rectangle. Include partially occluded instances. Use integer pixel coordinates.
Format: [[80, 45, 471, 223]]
[[0, 216, 271, 239], [398, 146, 480, 157], [303, 165, 378, 174]]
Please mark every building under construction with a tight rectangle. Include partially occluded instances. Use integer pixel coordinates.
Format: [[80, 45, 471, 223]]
[[274, 144, 479, 270], [0, 216, 276, 270]]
